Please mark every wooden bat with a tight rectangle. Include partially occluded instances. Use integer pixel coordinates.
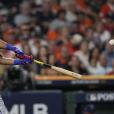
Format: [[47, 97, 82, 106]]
[[34, 60, 82, 79]]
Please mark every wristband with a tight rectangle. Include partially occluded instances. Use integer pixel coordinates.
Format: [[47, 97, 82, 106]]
[[5, 44, 16, 51], [6, 44, 24, 55], [13, 59, 25, 65]]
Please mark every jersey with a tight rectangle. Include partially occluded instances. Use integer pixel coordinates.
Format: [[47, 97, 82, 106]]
[[0, 96, 8, 114], [0, 53, 8, 114]]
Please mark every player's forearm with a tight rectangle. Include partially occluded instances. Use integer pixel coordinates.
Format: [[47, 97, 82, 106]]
[[0, 40, 18, 51], [0, 57, 14, 65], [0, 40, 7, 49], [0, 40, 24, 56], [0, 40, 33, 64], [0, 58, 27, 65]]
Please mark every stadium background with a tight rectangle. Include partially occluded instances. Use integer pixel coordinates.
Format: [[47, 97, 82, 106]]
[[0, 0, 114, 114]]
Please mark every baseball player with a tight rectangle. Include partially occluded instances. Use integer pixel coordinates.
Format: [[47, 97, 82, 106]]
[[0, 39, 33, 114]]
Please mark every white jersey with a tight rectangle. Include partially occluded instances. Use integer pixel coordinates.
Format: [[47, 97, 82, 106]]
[[0, 96, 8, 114]]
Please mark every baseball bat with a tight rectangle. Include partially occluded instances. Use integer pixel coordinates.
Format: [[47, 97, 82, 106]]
[[34, 59, 82, 79]]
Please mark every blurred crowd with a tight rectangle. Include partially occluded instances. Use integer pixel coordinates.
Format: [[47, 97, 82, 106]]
[[0, 0, 114, 90]]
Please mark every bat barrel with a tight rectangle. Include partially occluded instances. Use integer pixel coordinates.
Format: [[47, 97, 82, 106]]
[[51, 66, 82, 79]]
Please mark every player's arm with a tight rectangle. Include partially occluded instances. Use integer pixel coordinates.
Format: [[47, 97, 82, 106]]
[[0, 52, 32, 65], [0, 57, 15, 65], [0, 39, 24, 55], [0, 39, 7, 48], [0, 57, 32, 65], [0, 40, 33, 62]]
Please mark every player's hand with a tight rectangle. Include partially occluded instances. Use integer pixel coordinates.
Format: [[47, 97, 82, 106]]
[[14, 48, 24, 55], [23, 55, 33, 64], [16, 54, 33, 63], [13, 57, 33, 65], [16, 54, 24, 59]]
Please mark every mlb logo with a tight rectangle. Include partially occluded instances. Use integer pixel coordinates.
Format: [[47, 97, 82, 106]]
[[86, 94, 97, 102]]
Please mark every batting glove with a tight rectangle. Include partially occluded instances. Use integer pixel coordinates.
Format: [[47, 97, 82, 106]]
[[16, 54, 33, 63]]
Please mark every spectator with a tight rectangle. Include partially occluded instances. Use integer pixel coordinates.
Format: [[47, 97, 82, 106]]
[[54, 27, 74, 57], [63, 0, 77, 23], [22, 42, 32, 55], [37, 1, 56, 33], [46, 54, 58, 75], [8, 4, 19, 25], [87, 48, 100, 75], [69, 56, 89, 75], [38, 0, 55, 22], [107, 58, 114, 75], [3, 27, 17, 44], [50, 9, 67, 30], [103, 42, 114, 67], [29, 38, 41, 57], [93, 22, 111, 44], [35, 46, 49, 74], [47, 29, 59, 41], [84, 28, 95, 50], [51, 0, 61, 15], [30, 14, 42, 37], [100, 0, 114, 20], [74, 41, 90, 67], [19, 24, 31, 40], [14, 1, 31, 26], [55, 46, 69, 70], [48, 41, 56, 55], [96, 54, 112, 75]]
